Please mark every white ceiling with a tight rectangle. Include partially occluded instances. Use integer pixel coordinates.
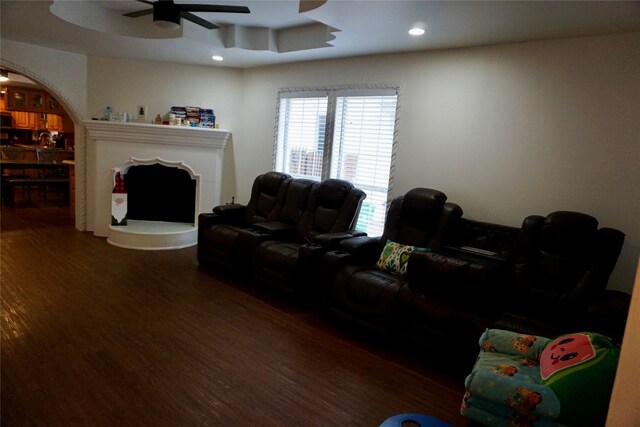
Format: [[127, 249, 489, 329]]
[[1, 0, 640, 69]]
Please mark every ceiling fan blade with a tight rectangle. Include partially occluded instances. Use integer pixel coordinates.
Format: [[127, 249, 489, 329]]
[[123, 8, 154, 18], [181, 11, 219, 30], [179, 4, 250, 14]]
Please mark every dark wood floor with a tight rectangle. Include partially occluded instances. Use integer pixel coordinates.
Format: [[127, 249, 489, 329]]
[[1, 201, 470, 426]]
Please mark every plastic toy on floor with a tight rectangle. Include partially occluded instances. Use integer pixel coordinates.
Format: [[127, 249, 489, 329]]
[[378, 413, 452, 427]]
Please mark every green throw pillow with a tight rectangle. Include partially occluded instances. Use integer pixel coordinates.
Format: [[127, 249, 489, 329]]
[[376, 239, 427, 276], [540, 332, 620, 427]]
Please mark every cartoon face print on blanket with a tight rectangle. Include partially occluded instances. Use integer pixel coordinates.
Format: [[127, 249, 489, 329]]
[[540, 333, 596, 380], [540, 332, 621, 427]]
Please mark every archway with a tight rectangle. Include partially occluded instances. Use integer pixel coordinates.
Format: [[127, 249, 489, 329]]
[[0, 60, 86, 230]]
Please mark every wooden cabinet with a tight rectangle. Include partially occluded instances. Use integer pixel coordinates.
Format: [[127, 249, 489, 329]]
[[62, 115, 74, 133], [6, 87, 28, 110], [46, 95, 62, 114], [13, 111, 37, 129], [30, 92, 46, 112], [2, 87, 74, 140], [47, 114, 63, 132], [6, 87, 61, 114], [10, 112, 55, 130]]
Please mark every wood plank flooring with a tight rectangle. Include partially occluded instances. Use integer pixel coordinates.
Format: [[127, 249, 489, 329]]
[[1, 203, 470, 426]]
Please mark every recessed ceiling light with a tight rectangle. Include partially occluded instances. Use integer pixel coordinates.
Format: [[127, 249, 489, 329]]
[[0, 69, 9, 82], [212, 55, 224, 62], [409, 22, 426, 36]]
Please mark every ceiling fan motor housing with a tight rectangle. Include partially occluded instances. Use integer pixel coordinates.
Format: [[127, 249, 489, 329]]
[[153, 2, 181, 28]]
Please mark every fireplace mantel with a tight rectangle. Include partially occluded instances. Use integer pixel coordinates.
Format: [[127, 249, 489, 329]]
[[83, 120, 229, 244], [84, 120, 229, 148]]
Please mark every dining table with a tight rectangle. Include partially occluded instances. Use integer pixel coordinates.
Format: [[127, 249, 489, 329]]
[[0, 159, 71, 173], [1, 160, 71, 205]]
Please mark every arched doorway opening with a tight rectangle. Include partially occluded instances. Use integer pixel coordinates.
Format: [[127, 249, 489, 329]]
[[0, 66, 79, 228]]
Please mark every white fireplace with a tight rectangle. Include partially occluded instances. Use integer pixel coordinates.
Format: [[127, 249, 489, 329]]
[[84, 121, 229, 250]]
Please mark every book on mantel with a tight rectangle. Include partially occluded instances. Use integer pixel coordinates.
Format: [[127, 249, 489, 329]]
[[170, 106, 215, 128]]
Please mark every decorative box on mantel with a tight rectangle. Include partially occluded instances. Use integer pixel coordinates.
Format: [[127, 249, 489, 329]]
[[84, 120, 230, 250]]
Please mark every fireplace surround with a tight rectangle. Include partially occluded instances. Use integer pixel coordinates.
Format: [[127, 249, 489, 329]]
[[84, 121, 229, 250]]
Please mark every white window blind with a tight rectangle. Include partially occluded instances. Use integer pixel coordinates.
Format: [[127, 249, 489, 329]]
[[330, 94, 397, 236], [275, 96, 328, 181], [274, 86, 399, 236]]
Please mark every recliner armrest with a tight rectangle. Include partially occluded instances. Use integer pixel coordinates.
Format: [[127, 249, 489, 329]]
[[311, 231, 367, 248], [338, 235, 379, 251], [323, 234, 380, 273], [211, 203, 247, 224], [338, 235, 383, 263], [213, 203, 245, 215], [198, 212, 222, 228], [252, 221, 296, 239], [324, 249, 357, 283]]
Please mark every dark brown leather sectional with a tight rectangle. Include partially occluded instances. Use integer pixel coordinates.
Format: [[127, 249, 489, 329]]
[[324, 188, 463, 335], [198, 173, 629, 364], [197, 171, 292, 271], [198, 172, 366, 304]]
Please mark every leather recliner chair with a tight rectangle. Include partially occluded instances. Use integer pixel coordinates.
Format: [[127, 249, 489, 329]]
[[251, 178, 366, 304], [495, 210, 625, 338], [392, 220, 521, 363], [393, 250, 507, 364], [231, 177, 318, 274], [324, 188, 463, 336], [197, 171, 291, 270]]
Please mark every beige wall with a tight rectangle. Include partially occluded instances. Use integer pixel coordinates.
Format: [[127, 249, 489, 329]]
[[86, 56, 244, 203], [239, 33, 640, 293], [0, 39, 87, 122]]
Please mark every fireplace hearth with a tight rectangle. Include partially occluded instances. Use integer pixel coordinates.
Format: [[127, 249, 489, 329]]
[[84, 121, 229, 250], [107, 157, 202, 250]]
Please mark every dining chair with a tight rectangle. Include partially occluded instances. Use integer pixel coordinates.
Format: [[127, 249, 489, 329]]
[[35, 148, 65, 200], [1, 147, 31, 203], [1, 146, 28, 161]]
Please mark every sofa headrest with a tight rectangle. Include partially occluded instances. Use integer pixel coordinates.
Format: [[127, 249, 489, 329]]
[[316, 179, 355, 207], [541, 211, 598, 257], [279, 179, 317, 224], [403, 188, 447, 210], [400, 188, 447, 225], [260, 172, 291, 196]]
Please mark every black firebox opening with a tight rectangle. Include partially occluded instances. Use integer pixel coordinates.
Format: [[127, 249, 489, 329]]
[[124, 164, 196, 223]]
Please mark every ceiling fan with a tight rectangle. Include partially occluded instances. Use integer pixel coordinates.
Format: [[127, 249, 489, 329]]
[[123, 0, 250, 30]]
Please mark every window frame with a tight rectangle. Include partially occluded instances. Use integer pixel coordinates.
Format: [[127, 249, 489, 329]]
[[273, 84, 401, 235]]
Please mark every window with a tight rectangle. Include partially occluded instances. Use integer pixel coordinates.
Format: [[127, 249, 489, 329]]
[[274, 86, 399, 236], [275, 95, 327, 181]]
